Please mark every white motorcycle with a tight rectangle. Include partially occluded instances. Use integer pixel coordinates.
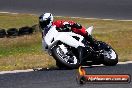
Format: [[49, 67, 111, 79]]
[[42, 26, 118, 69]]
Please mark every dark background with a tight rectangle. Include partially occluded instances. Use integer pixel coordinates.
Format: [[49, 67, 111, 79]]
[[0, 0, 132, 19]]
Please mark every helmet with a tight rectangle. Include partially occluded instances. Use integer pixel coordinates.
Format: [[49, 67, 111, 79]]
[[39, 13, 53, 29], [72, 23, 82, 29]]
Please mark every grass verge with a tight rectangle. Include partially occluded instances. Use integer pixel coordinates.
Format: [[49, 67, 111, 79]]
[[0, 13, 132, 71]]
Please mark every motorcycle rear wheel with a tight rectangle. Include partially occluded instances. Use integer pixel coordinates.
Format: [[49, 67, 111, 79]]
[[52, 45, 80, 69]]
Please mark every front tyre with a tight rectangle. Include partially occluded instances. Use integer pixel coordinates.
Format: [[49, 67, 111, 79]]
[[52, 45, 80, 69], [98, 41, 118, 66]]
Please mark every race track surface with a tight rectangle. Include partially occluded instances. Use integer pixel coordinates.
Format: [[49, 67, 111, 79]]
[[0, 64, 132, 88], [0, 0, 132, 19]]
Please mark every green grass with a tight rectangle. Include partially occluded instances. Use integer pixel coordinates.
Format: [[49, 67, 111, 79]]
[[0, 13, 132, 71], [0, 33, 56, 70], [0, 13, 38, 29]]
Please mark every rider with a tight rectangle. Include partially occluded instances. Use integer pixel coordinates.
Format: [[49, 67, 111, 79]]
[[39, 13, 98, 49], [39, 13, 100, 63]]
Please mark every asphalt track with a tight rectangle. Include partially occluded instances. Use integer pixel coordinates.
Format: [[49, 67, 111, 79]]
[[0, 0, 132, 88], [0, 0, 132, 19], [0, 64, 132, 88]]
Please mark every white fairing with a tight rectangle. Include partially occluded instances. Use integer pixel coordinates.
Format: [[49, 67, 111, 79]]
[[44, 26, 58, 46], [86, 26, 94, 35], [43, 25, 85, 51]]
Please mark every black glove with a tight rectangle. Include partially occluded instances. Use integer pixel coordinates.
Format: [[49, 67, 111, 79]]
[[71, 23, 82, 29], [56, 27, 63, 31], [56, 27, 70, 32], [63, 24, 71, 31], [57, 24, 71, 32]]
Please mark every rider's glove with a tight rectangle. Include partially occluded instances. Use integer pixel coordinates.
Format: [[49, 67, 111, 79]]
[[71, 23, 82, 29], [61, 22, 71, 32]]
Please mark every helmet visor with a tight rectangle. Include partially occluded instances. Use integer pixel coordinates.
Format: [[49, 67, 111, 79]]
[[39, 18, 51, 28]]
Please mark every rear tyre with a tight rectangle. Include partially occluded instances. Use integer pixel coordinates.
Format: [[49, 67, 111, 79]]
[[56, 62, 66, 69], [52, 45, 80, 69]]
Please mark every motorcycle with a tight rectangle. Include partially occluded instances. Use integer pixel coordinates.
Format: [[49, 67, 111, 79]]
[[42, 25, 118, 69]]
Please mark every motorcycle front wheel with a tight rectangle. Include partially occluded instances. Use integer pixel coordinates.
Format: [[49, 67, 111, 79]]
[[98, 41, 118, 66]]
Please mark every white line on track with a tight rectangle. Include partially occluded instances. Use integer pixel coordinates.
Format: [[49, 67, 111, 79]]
[[118, 61, 132, 64], [0, 69, 34, 75], [0, 11, 19, 14], [0, 11, 132, 21], [0, 61, 132, 74], [56, 16, 132, 21]]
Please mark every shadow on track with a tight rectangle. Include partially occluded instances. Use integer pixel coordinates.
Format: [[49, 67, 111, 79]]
[[33, 64, 106, 72]]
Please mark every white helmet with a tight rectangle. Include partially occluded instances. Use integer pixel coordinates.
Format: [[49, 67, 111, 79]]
[[39, 13, 53, 29]]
